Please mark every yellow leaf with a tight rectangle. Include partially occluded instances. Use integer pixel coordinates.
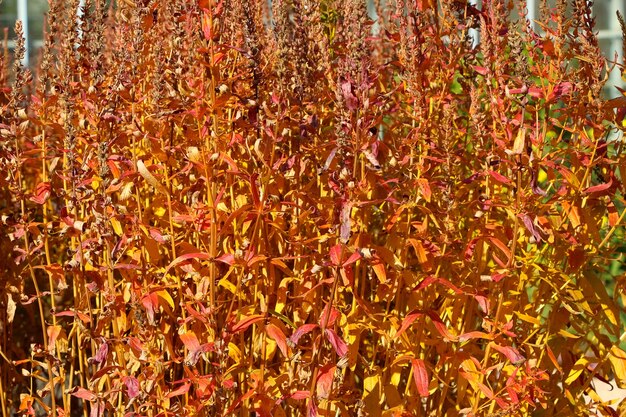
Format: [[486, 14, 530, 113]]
[[515, 311, 542, 326], [565, 357, 588, 385], [558, 329, 580, 339], [228, 342, 242, 363], [609, 346, 626, 388], [110, 218, 123, 236], [156, 290, 174, 310], [219, 277, 237, 294], [364, 373, 380, 395]]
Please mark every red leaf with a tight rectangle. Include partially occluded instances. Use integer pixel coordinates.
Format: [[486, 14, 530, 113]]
[[291, 390, 310, 400], [47, 325, 62, 353], [231, 314, 264, 333], [198, 0, 210, 10], [124, 376, 140, 399], [93, 339, 108, 365], [54, 310, 90, 323], [486, 237, 512, 263], [489, 343, 525, 365], [395, 310, 423, 339], [432, 320, 458, 342], [414, 276, 462, 294], [426, 311, 458, 342], [478, 382, 494, 399], [325, 329, 348, 357], [249, 173, 262, 210], [216, 253, 235, 265], [307, 400, 319, 417], [290, 323, 318, 344], [149, 228, 168, 243], [319, 303, 340, 328], [340, 79, 358, 110], [70, 387, 97, 402], [166, 382, 191, 398], [488, 170, 511, 185], [201, 11, 212, 40], [196, 375, 215, 399], [141, 292, 159, 324], [459, 331, 493, 342], [165, 252, 212, 274], [411, 359, 430, 397], [30, 182, 51, 204], [473, 65, 489, 75], [583, 177, 613, 195], [329, 244, 343, 266], [548, 81, 573, 101], [266, 324, 288, 357], [316, 364, 336, 399], [519, 213, 543, 243], [342, 251, 361, 267], [35, 264, 68, 291]]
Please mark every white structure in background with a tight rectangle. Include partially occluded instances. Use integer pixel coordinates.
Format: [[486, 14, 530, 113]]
[[525, 0, 625, 97], [13, 0, 85, 66], [17, 0, 28, 65], [469, 0, 479, 48], [5, 0, 626, 94]]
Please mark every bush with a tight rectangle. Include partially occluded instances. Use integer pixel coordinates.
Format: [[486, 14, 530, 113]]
[[1, 1, 626, 416]]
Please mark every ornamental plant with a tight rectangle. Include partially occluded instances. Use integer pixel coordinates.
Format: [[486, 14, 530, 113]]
[[1, 0, 626, 416]]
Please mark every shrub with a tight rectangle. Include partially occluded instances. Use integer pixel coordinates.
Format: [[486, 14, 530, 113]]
[[1, 1, 626, 416]]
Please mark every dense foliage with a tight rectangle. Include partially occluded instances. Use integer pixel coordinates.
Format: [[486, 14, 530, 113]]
[[1, 0, 626, 416]]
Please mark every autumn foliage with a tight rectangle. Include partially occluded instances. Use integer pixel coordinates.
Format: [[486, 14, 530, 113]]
[[2, 0, 626, 416]]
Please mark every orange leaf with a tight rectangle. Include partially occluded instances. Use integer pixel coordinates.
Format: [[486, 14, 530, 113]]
[[70, 387, 97, 402], [165, 252, 212, 274], [180, 331, 201, 353], [30, 181, 51, 204], [47, 325, 62, 353], [546, 345, 563, 374], [407, 239, 428, 265], [231, 314, 264, 333], [486, 237, 511, 263], [371, 261, 387, 283], [411, 359, 430, 397], [396, 310, 423, 339], [166, 382, 191, 398], [266, 324, 288, 357], [416, 178, 431, 202], [489, 342, 525, 365], [316, 364, 336, 399]]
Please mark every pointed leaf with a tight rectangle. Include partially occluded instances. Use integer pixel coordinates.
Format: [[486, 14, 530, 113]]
[[411, 359, 430, 397], [290, 323, 318, 344], [489, 342, 525, 365], [231, 314, 265, 333], [395, 310, 423, 339], [325, 329, 348, 357], [316, 364, 336, 399], [266, 324, 288, 357]]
